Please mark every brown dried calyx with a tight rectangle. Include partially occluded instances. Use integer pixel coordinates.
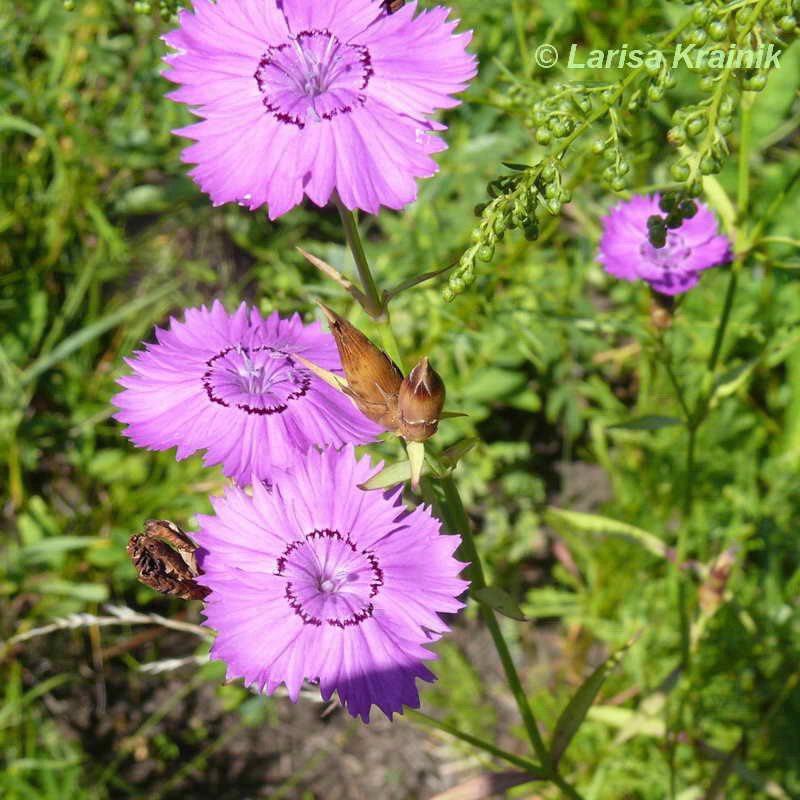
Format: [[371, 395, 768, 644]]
[[397, 357, 446, 442], [318, 302, 445, 442]]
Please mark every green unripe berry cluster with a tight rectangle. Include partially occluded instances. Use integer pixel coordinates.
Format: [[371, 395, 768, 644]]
[[446, 161, 570, 301]]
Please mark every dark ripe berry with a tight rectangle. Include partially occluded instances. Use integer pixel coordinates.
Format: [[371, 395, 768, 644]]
[[474, 203, 487, 217], [707, 20, 727, 40], [648, 228, 667, 248], [687, 117, 706, 136], [659, 194, 677, 213], [670, 162, 691, 181], [665, 211, 683, 229], [486, 182, 499, 198], [678, 199, 698, 219], [523, 224, 539, 241], [668, 126, 687, 146], [648, 214, 666, 230]]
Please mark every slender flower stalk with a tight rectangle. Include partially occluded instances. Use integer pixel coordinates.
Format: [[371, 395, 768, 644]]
[[335, 210, 559, 775]]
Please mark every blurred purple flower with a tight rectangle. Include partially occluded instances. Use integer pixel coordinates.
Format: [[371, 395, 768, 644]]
[[162, 0, 477, 219], [194, 445, 469, 722], [113, 301, 381, 485], [597, 194, 732, 295]]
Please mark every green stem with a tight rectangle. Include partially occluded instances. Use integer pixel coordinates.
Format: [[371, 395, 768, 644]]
[[407, 710, 544, 774], [736, 94, 753, 228], [706, 270, 738, 376], [439, 475, 552, 771], [333, 196, 384, 319], [332, 200, 581, 797]]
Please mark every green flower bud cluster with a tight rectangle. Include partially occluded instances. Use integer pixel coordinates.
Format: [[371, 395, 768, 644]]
[[626, 63, 677, 112], [646, 192, 698, 248], [444, 161, 568, 302], [525, 82, 593, 146], [664, 0, 800, 199], [591, 136, 632, 193]]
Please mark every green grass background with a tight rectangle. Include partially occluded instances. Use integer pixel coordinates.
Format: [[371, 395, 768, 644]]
[[2, 0, 800, 797]]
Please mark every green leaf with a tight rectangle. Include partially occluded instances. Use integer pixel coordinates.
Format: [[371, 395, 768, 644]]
[[608, 415, 683, 431], [464, 368, 527, 402], [550, 637, 637, 765], [545, 507, 671, 562], [474, 586, 527, 621], [20, 282, 180, 387], [33, 579, 109, 603], [358, 458, 428, 490], [19, 536, 104, 563], [440, 437, 478, 468], [502, 161, 531, 171]]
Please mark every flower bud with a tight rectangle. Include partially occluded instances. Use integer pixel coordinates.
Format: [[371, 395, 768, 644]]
[[397, 357, 446, 442], [318, 302, 402, 430]]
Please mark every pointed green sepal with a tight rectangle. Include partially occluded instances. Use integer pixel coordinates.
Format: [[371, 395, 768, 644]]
[[407, 440, 425, 491], [293, 353, 349, 393]]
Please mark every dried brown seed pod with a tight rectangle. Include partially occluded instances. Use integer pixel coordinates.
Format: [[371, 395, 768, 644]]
[[397, 357, 446, 442], [317, 301, 403, 430], [127, 519, 210, 601]]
